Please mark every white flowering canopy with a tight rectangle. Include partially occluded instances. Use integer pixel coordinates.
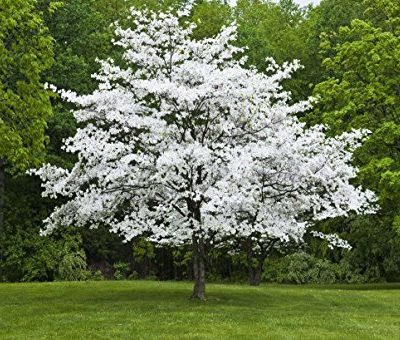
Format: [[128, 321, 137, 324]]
[[34, 7, 375, 249]]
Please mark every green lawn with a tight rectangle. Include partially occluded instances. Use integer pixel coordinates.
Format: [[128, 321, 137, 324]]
[[0, 281, 399, 339]]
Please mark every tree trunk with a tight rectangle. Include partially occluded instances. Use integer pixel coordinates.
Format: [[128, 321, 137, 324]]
[[246, 237, 264, 286], [248, 263, 262, 286], [191, 236, 206, 300]]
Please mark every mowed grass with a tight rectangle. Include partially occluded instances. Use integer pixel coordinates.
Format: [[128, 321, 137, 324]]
[[0, 281, 399, 339]]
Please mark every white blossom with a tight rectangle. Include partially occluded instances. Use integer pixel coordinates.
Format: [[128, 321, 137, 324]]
[[32, 7, 376, 252]]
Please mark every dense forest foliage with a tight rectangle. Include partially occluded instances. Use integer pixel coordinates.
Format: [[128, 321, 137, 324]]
[[1, 0, 399, 284]]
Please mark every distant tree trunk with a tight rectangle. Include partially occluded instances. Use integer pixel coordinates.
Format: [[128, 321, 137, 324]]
[[246, 237, 278, 286], [191, 235, 206, 300]]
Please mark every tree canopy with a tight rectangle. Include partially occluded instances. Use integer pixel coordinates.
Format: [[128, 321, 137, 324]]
[[0, 0, 53, 172]]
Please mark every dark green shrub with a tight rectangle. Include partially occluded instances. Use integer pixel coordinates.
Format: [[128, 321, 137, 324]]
[[57, 234, 89, 281], [113, 262, 129, 280], [127, 271, 139, 280], [57, 251, 88, 281], [90, 270, 104, 281], [263, 252, 368, 284], [1, 224, 88, 282]]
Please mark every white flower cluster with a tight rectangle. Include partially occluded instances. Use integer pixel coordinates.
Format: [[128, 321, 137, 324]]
[[311, 231, 353, 250], [33, 7, 376, 249]]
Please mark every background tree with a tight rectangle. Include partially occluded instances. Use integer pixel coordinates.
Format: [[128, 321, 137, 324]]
[[190, 0, 231, 39], [0, 0, 53, 173], [1, 0, 125, 281], [300, 0, 366, 90], [0, 0, 53, 186], [0, 0, 54, 273], [235, 0, 313, 100], [307, 0, 400, 280]]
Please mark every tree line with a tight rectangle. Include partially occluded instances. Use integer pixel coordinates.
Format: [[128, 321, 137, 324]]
[[1, 0, 399, 286]]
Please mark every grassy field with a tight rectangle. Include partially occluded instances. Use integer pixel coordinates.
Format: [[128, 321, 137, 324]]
[[0, 281, 399, 339]]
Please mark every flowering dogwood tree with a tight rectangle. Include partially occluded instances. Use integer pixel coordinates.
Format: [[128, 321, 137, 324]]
[[33, 7, 375, 299]]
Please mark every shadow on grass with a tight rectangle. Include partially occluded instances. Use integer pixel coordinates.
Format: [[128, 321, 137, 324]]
[[1, 281, 399, 312], [1, 281, 296, 309]]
